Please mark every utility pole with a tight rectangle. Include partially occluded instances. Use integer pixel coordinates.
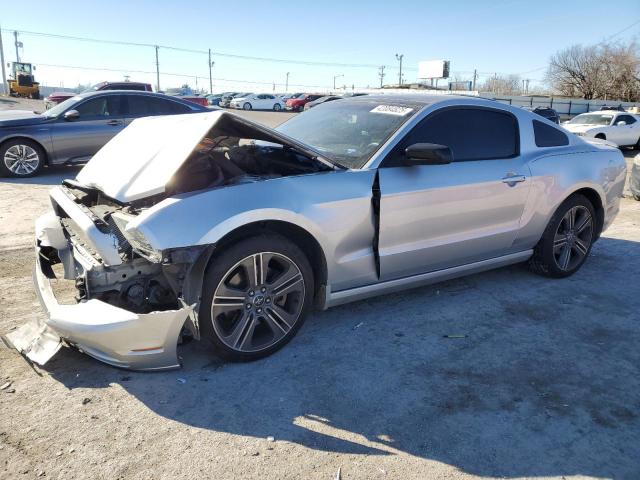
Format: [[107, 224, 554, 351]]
[[472, 69, 477, 91], [13, 31, 20, 63], [378, 65, 385, 88], [0, 27, 7, 95], [285, 72, 289, 92], [395, 53, 403, 86], [333, 74, 343, 90], [522, 79, 525, 94], [525, 78, 530, 95], [208, 49, 214, 94], [154, 45, 160, 92]]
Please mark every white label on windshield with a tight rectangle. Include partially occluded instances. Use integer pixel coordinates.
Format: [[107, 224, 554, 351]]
[[370, 105, 413, 116]]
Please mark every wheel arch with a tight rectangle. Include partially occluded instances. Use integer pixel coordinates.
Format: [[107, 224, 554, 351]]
[[210, 220, 328, 304], [560, 187, 605, 240], [0, 135, 50, 166]]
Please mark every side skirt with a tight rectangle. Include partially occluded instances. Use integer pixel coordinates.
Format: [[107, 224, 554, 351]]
[[325, 250, 533, 308]]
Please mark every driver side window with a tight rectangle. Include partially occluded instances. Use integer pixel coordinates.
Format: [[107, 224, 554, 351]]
[[75, 96, 122, 119], [382, 107, 519, 167]]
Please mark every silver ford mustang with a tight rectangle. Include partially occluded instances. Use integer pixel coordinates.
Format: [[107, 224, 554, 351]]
[[5, 95, 627, 370]]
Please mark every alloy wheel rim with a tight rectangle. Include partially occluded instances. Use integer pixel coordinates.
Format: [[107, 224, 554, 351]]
[[211, 252, 305, 353], [553, 205, 593, 271], [4, 145, 39, 175]]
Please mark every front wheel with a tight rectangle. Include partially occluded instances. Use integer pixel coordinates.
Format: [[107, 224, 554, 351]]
[[243, 102, 252, 110], [273, 103, 282, 111], [200, 234, 314, 361], [0, 139, 45, 177], [529, 194, 596, 278]]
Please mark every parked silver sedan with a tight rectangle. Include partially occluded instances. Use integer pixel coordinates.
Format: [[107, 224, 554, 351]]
[[6, 95, 626, 370], [0, 90, 208, 177]]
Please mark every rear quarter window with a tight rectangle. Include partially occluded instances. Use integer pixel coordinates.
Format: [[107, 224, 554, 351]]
[[533, 120, 569, 147]]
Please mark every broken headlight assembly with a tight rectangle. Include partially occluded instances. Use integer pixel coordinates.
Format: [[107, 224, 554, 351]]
[[111, 212, 162, 263]]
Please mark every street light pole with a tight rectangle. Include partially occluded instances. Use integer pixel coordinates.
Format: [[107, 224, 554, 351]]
[[395, 53, 403, 86], [13, 31, 20, 63], [0, 27, 7, 95], [155, 45, 160, 92], [285, 72, 289, 92], [208, 49, 214, 94], [333, 74, 343, 90]]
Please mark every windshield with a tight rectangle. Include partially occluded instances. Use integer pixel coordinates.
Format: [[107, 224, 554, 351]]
[[43, 96, 83, 117], [568, 114, 613, 126], [276, 101, 417, 168]]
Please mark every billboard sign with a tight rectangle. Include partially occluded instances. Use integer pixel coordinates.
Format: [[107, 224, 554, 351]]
[[418, 60, 450, 79]]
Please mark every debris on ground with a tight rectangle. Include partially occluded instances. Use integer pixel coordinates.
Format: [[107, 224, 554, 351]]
[[443, 334, 468, 339], [335, 466, 342, 480], [82, 397, 91, 405], [353, 322, 364, 330], [0, 381, 12, 390], [266, 436, 275, 442], [177, 377, 187, 384], [4, 388, 15, 393]]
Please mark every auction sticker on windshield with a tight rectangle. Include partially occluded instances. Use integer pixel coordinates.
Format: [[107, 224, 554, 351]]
[[370, 105, 413, 116]]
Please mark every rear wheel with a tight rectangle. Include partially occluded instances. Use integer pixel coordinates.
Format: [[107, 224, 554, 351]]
[[529, 194, 596, 278], [243, 102, 252, 110], [200, 234, 314, 361], [273, 103, 282, 111], [0, 139, 45, 177]]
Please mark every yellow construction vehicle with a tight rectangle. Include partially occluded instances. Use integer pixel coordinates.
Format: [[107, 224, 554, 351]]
[[7, 62, 40, 99]]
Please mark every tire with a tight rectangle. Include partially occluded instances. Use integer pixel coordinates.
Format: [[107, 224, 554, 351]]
[[200, 233, 314, 361], [634, 137, 640, 150], [273, 103, 282, 111], [30, 91, 40, 100], [0, 138, 45, 178], [243, 102, 252, 110], [529, 194, 596, 278]]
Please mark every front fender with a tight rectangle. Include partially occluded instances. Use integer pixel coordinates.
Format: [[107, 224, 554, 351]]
[[129, 170, 378, 291]]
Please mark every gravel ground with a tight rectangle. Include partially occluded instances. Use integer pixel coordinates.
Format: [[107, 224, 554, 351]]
[[1, 98, 639, 480]]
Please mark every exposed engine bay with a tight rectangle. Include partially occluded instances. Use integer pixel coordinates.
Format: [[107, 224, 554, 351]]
[[47, 114, 331, 316]]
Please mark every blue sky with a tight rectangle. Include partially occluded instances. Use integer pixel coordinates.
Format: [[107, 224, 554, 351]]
[[1, 0, 639, 92]]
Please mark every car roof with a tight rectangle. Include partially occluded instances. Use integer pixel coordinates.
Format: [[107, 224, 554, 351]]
[[336, 94, 472, 109], [71, 90, 208, 109]]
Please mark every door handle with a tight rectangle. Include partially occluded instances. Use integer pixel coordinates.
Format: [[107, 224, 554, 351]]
[[501, 174, 526, 186], [106, 119, 122, 126]]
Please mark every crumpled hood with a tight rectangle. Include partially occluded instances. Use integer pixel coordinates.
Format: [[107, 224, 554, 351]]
[[75, 110, 331, 203]]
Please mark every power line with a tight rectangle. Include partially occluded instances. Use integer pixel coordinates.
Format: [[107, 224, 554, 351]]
[[1, 28, 384, 69], [34, 61, 334, 89]]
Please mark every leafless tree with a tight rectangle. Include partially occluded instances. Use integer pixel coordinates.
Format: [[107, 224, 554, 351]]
[[546, 40, 640, 101], [481, 74, 522, 95]]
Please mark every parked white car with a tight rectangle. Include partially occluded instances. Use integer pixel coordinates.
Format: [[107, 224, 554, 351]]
[[230, 93, 284, 111], [563, 112, 640, 147]]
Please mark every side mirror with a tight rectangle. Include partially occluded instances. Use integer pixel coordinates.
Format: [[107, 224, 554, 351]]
[[63, 110, 80, 121], [404, 143, 453, 166], [616, 120, 627, 126]]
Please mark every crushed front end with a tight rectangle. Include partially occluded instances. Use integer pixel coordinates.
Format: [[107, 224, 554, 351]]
[[4, 184, 199, 370]]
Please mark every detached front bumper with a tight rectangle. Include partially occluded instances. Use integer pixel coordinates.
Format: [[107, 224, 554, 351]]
[[4, 211, 193, 371]]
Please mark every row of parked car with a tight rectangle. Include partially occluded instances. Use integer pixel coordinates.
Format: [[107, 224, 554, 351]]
[[210, 92, 368, 111]]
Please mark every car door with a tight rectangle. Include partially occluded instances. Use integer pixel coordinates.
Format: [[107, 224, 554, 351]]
[[50, 94, 126, 163], [612, 114, 638, 145], [377, 106, 531, 281]]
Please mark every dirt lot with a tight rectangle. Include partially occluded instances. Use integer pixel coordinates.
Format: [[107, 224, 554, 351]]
[[0, 98, 639, 480]]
